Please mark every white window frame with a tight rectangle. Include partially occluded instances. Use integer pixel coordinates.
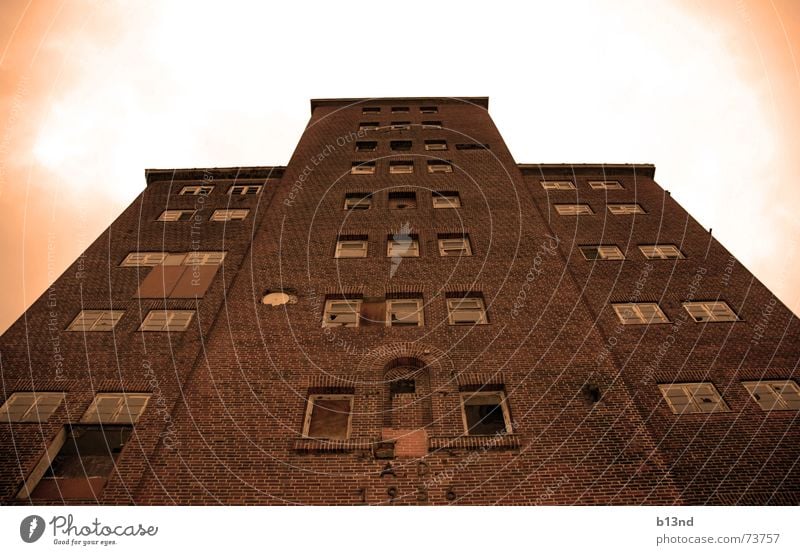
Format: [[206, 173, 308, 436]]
[[0, 392, 65, 423], [424, 140, 448, 151], [683, 301, 739, 322], [588, 180, 623, 190], [607, 203, 646, 215], [612, 303, 670, 325], [386, 298, 424, 327], [67, 310, 124, 332], [322, 299, 361, 327], [555, 204, 593, 215], [540, 181, 575, 190], [639, 245, 685, 259], [351, 163, 376, 175], [460, 391, 512, 435], [743, 380, 800, 411], [302, 394, 354, 439], [344, 194, 372, 210], [120, 252, 169, 267], [389, 162, 414, 174], [580, 246, 625, 260], [80, 393, 151, 424], [184, 251, 226, 266], [358, 123, 379, 131], [210, 209, 249, 221], [179, 185, 214, 195], [139, 310, 195, 331], [335, 239, 368, 258], [438, 237, 472, 257], [447, 297, 488, 325], [427, 162, 453, 173], [659, 383, 729, 414], [157, 209, 195, 222], [432, 193, 461, 208], [387, 237, 419, 258], [228, 185, 263, 195]]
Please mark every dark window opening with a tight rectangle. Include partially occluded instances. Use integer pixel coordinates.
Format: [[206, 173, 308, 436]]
[[355, 141, 377, 152], [390, 140, 413, 151], [388, 192, 417, 209], [455, 143, 490, 150]]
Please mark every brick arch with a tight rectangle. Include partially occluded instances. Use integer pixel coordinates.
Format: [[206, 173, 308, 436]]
[[355, 342, 455, 381]]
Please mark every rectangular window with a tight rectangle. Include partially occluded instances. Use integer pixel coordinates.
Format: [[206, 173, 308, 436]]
[[302, 394, 353, 440], [388, 192, 417, 209], [447, 297, 488, 325], [66, 310, 123, 332], [659, 383, 729, 414], [427, 161, 453, 173], [322, 299, 361, 327], [210, 209, 249, 221], [228, 185, 262, 195], [358, 122, 379, 131], [390, 121, 411, 130], [580, 246, 625, 260], [390, 140, 412, 151], [139, 310, 195, 331], [134, 252, 224, 299], [387, 236, 419, 258], [438, 235, 472, 256], [555, 204, 593, 215], [420, 106, 438, 114], [422, 121, 443, 129], [683, 301, 739, 322], [541, 181, 575, 190], [157, 209, 195, 222], [424, 140, 448, 151], [455, 143, 489, 150], [460, 391, 512, 435], [389, 160, 414, 174], [432, 191, 461, 208], [612, 303, 670, 324], [639, 245, 685, 259], [607, 203, 646, 215], [743, 380, 800, 411], [351, 161, 376, 175], [344, 193, 372, 210], [362, 107, 380, 114], [183, 251, 226, 266], [120, 252, 168, 267], [81, 393, 151, 424], [589, 181, 623, 190], [355, 141, 377, 152], [0, 392, 64, 423], [391, 106, 409, 113], [335, 237, 369, 258], [179, 185, 213, 195], [386, 298, 424, 326]]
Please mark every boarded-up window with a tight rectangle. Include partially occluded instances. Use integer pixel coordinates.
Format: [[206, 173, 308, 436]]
[[461, 391, 511, 435], [81, 393, 150, 424], [743, 380, 800, 411], [303, 395, 353, 440], [135, 252, 224, 299], [0, 392, 64, 423], [360, 300, 386, 327]]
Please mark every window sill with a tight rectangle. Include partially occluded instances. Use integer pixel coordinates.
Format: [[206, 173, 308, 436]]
[[292, 438, 372, 452], [428, 434, 521, 451]]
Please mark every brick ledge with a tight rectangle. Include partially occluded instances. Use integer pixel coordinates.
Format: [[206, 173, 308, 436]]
[[429, 434, 521, 451], [292, 438, 372, 452]]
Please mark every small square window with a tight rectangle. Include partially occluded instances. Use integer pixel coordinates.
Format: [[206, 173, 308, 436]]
[[139, 310, 195, 331], [362, 107, 380, 114], [432, 191, 461, 208], [447, 297, 488, 325], [386, 298, 424, 326], [67, 310, 124, 332], [607, 203, 646, 215], [322, 299, 361, 327], [0, 392, 65, 423], [420, 106, 438, 114], [389, 160, 414, 174], [344, 193, 372, 210], [390, 140, 412, 151], [421, 121, 443, 129], [387, 235, 419, 258], [351, 161, 376, 175], [555, 204, 593, 215], [228, 185, 262, 195], [390, 121, 411, 130], [438, 236, 472, 256], [157, 210, 195, 222], [120, 252, 168, 267], [659, 383, 729, 414], [358, 122, 379, 131], [460, 391, 512, 435], [388, 192, 417, 210], [335, 237, 368, 258], [424, 140, 448, 151], [427, 161, 453, 173], [743, 380, 800, 411], [580, 246, 625, 260], [81, 393, 151, 424], [355, 141, 377, 152], [303, 394, 353, 440], [589, 181, 624, 190], [541, 181, 575, 191], [210, 209, 249, 221], [639, 245, 685, 259], [179, 185, 214, 195], [391, 106, 409, 113], [612, 303, 670, 325], [683, 301, 739, 322]]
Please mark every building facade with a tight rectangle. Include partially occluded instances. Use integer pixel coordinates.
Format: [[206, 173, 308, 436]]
[[0, 97, 797, 505]]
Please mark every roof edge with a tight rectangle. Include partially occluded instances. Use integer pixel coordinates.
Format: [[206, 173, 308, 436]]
[[310, 97, 489, 113], [518, 163, 656, 179], [145, 166, 286, 185]]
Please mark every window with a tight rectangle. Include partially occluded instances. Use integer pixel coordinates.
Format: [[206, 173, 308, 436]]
[[157, 209, 195, 222], [608, 203, 646, 215], [388, 192, 417, 209], [427, 160, 453, 173], [139, 310, 195, 331], [541, 181, 575, 191], [555, 204, 593, 215], [302, 394, 353, 440], [389, 160, 414, 174], [425, 140, 448, 151], [179, 185, 213, 195], [658, 383, 729, 414], [580, 246, 625, 260], [455, 143, 489, 150], [228, 185, 262, 195], [355, 141, 377, 152], [390, 140, 412, 151], [390, 121, 411, 130], [447, 297, 488, 325], [120, 252, 168, 267], [683, 301, 739, 322], [81, 393, 151, 424], [589, 181, 623, 190], [743, 380, 800, 410], [184, 251, 226, 266], [460, 391, 512, 435], [386, 298, 424, 326], [640, 245, 685, 259], [66, 310, 123, 332], [351, 161, 376, 175], [420, 106, 438, 114], [210, 209, 249, 221], [438, 235, 472, 256], [432, 191, 461, 208], [362, 107, 380, 114], [335, 237, 368, 258], [322, 299, 361, 327], [612, 303, 670, 324], [422, 121, 443, 129], [0, 392, 64, 423], [387, 235, 419, 258], [134, 252, 225, 298], [391, 106, 409, 113], [358, 122, 379, 131], [344, 193, 372, 210]]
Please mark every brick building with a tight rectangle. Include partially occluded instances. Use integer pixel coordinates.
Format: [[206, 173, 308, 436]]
[[1, 97, 797, 505]]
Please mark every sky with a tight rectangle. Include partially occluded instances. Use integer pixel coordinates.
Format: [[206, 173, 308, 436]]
[[1, 0, 799, 333]]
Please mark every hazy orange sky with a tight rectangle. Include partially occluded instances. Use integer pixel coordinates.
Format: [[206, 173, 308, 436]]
[[1, 0, 799, 333]]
